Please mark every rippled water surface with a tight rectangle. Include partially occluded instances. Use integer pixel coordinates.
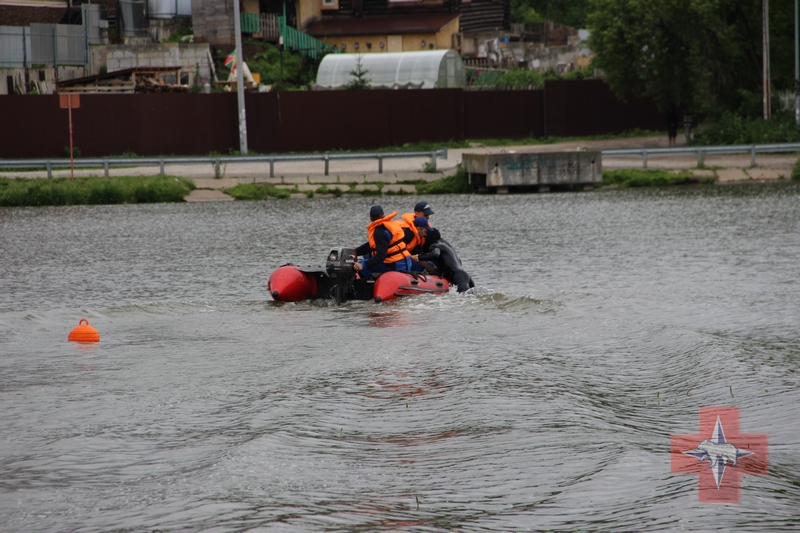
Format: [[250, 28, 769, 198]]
[[1, 184, 799, 532]]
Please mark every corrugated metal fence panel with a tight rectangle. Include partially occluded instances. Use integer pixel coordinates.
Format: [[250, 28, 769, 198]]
[[464, 90, 543, 139], [0, 94, 239, 158], [387, 89, 464, 146], [57, 24, 87, 66], [277, 89, 463, 152], [29, 24, 56, 64], [0, 84, 661, 158], [0, 26, 27, 67], [0, 95, 65, 157], [73, 94, 238, 156], [545, 80, 663, 137], [16, 23, 86, 66], [279, 90, 394, 152], [245, 92, 281, 153]]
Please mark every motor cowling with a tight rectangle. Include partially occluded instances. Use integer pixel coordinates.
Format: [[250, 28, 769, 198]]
[[326, 248, 357, 304]]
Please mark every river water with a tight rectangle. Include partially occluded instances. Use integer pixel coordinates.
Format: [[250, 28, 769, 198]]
[[1, 183, 799, 532]]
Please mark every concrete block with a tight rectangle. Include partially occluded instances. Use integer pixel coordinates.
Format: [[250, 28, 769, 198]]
[[251, 177, 282, 185], [411, 172, 446, 183], [382, 184, 417, 193], [319, 173, 365, 183], [314, 185, 348, 194], [192, 178, 241, 189], [307, 175, 341, 184], [748, 168, 786, 180], [717, 169, 749, 183], [463, 150, 602, 186], [354, 184, 380, 192], [281, 175, 310, 185], [151, 58, 165, 67], [184, 189, 234, 202], [107, 59, 120, 71]]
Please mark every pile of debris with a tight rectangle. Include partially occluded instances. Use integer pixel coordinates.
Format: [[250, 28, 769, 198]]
[[57, 67, 188, 94]]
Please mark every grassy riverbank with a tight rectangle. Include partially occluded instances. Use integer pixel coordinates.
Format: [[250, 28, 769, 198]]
[[600, 169, 716, 188], [0, 175, 195, 207], [223, 183, 291, 200], [222, 169, 473, 200]]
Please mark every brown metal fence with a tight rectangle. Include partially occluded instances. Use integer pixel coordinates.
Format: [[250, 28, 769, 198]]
[[0, 82, 663, 159], [544, 80, 663, 137]]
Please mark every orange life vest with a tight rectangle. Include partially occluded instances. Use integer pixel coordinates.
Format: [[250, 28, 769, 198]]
[[367, 212, 411, 264], [398, 212, 425, 252]]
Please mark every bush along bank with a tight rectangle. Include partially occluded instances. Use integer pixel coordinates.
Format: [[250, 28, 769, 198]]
[[222, 182, 292, 200], [600, 169, 716, 188], [0, 175, 195, 207]]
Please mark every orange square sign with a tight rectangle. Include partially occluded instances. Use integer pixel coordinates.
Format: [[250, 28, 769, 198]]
[[59, 94, 80, 109]]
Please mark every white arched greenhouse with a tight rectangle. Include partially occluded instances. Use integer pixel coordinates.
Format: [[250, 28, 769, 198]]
[[316, 50, 466, 90]]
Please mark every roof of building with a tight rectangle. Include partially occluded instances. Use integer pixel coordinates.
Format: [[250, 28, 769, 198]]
[[306, 13, 459, 37], [0, 4, 68, 26]]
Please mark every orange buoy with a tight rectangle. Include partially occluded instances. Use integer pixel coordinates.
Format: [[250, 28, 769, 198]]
[[68, 318, 100, 343]]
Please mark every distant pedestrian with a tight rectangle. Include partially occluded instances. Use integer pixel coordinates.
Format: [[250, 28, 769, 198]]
[[666, 105, 680, 147]]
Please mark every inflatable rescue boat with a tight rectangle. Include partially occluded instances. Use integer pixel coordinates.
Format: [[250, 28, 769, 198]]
[[268, 248, 450, 303]]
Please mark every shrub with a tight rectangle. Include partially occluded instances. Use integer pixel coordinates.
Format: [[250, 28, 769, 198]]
[[223, 182, 290, 200], [315, 184, 344, 197], [0, 176, 195, 207], [792, 157, 800, 181], [496, 69, 545, 88], [691, 112, 800, 146], [601, 169, 700, 188], [417, 167, 474, 194]]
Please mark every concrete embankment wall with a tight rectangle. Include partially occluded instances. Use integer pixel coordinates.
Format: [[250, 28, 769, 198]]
[[0, 80, 663, 158]]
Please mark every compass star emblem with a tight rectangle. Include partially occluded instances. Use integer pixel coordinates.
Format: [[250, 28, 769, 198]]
[[671, 407, 768, 503], [682, 416, 754, 488]]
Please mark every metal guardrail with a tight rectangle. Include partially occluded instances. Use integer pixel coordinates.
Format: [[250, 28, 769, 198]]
[[602, 143, 800, 169], [0, 149, 449, 179]]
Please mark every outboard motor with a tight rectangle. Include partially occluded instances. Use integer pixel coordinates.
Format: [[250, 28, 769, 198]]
[[325, 247, 357, 304]]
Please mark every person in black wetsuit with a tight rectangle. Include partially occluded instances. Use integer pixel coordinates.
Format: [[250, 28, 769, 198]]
[[402, 217, 437, 272], [415, 228, 474, 293]]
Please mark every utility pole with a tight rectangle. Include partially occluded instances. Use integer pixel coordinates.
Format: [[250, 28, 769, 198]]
[[233, 0, 248, 154], [762, 0, 771, 119], [795, 0, 799, 125]]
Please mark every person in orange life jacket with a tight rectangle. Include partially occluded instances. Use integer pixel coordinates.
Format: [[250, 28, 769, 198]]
[[398, 201, 435, 271], [416, 227, 474, 293], [353, 205, 413, 278], [402, 217, 438, 272]]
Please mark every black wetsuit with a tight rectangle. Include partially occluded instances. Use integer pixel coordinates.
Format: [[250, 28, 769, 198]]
[[418, 230, 474, 293], [401, 228, 423, 255]]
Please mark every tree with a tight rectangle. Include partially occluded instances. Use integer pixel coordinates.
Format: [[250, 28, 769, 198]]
[[343, 54, 371, 90], [587, 0, 795, 117], [511, 0, 591, 28]]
